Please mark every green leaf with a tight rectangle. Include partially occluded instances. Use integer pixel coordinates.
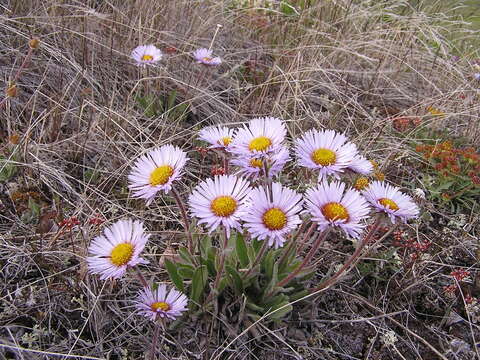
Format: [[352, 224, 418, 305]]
[[167, 89, 177, 111], [262, 251, 275, 279], [165, 259, 184, 292], [226, 265, 243, 293], [267, 300, 293, 321], [177, 264, 195, 279], [190, 265, 208, 306], [178, 247, 195, 265], [235, 233, 249, 268]]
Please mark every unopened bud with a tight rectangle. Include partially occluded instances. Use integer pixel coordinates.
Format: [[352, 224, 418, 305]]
[[29, 38, 40, 49]]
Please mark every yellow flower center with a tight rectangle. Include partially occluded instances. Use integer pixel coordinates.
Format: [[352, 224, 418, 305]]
[[221, 137, 232, 146], [202, 57, 213, 62], [142, 54, 154, 61], [248, 136, 272, 152], [354, 177, 370, 191], [110, 243, 134, 266], [151, 301, 170, 312], [250, 158, 263, 168], [262, 208, 287, 230], [211, 196, 237, 217], [321, 202, 349, 221], [149, 165, 174, 186], [378, 198, 399, 211], [311, 148, 336, 166]]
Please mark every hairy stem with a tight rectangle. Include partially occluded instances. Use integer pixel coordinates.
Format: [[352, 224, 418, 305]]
[[171, 188, 194, 254], [309, 216, 383, 294]]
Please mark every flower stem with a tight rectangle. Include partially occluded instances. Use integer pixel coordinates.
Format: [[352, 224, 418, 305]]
[[276, 221, 310, 270], [242, 239, 269, 279], [205, 227, 229, 304], [149, 319, 162, 360], [271, 228, 329, 293], [171, 188, 194, 254], [134, 267, 149, 288], [309, 216, 383, 294]]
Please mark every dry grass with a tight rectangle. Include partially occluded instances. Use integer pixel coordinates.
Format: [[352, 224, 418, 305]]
[[1, 0, 480, 359]]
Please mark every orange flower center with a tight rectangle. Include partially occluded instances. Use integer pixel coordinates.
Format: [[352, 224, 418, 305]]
[[321, 202, 349, 221], [250, 158, 263, 168], [221, 136, 232, 146], [378, 198, 399, 211], [354, 177, 369, 191]]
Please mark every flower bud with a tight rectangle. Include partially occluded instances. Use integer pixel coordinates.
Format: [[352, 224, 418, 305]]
[[29, 38, 40, 49]]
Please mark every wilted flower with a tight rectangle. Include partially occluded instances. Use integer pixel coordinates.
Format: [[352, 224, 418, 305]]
[[188, 175, 252, 238], [362, 181, 419, 223], [294, 129, 358, 179], [128, 145, 188, 205], [136, 284, 188, 321], [131, 45, 163, 66], [193, 48, 221, 66], [305, 180, 370, 238], [87, 219, 149, 280], [244, 183, 303, 248]]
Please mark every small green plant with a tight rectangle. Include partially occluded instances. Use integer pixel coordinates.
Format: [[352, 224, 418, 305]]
[[135, 89, 190, 122], [0, 153, 19, 183]]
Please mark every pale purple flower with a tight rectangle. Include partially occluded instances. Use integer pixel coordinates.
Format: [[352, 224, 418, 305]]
[[228, 117, 287, 158], [131, 45, 163, 66], [362, 181, 419, 223], [294, 129, 358, 179], [198, 126, 235, 150], [305, 180, 370, 238], [348, 153, 373, 175], [136, 284, 188, 321], [193, 48, 221, 66], [244, 183, 303, 248], [87, 219, 149, 280], [128, 145, 188, 205], [188, 175, 252, 238]]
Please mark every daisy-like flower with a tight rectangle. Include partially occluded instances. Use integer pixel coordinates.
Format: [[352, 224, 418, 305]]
[[244, 183, 303, 248], [131, 45, 163, 66], [294, 129, 358, 179], [193, 48, 221, 66], [198, 126, 235, 150], [87, 219, 149, 280], [362, 181, 419, 223], [231, 145, 290, 179], [229, 117, 287, 158], [305, 180, 370, 238], [128, 145, 188, 205], [188, 175, 252, 238], [348, 154, 373, 175], [136, 284, 188, 321]]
